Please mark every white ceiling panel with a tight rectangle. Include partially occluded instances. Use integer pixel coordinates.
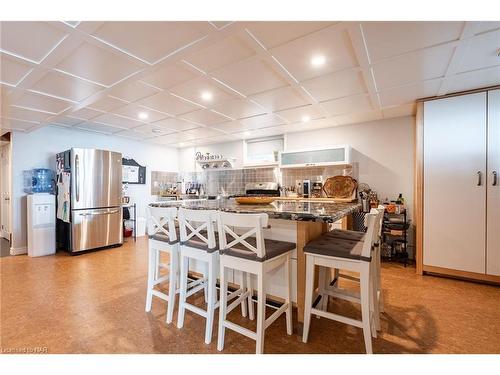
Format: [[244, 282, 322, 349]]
[[113, 103, 170, 123], [270, 25, 359, 81], [184, 34, 256, 72], [141, 62, 200, 90], [88, 95, 128, 112], [137, 91, 202, 115], [474, 22, 500, 35], [0, 53, 33, 86], [362, 21, 464, 62], [178, 127, 224, 141], [321, 94, 374, 117], [0, 21, 68, 63], [457, 30, 500, 73], [212, 99, 266, 119], [276, 104, 324, 123], [109, 80, 161, 102], [76, 121, 123, 134], [5, 106, 51, 122], [212, 56, 288, 96], [382, 103, 417, 119], [114, 129, 153, 140], [150, 133, 182, 145], [56, 42, 144, 86], [334, 110, 384, 126], [194, 134, 239, 145], [180, 109, 230, 126], [93, 113, 144, 129], [50, 116, 84, 126], [250, 86, 309, 112], [69, 107, 103, 120], [90, 21, 213, 63], [233, 125, 285, 139], [152, 118, 200, 132], [446, 66, 500, 94], [31, 71, 103, 101], [237, 113, 285, 129], [14, 92, 72, 114], [210, 120, 248, 133], [170, 76, 237, 106], [373, 43, 456, 90], [0, 118, 37, 131], [283, 117, 338, 133], [246, 21, 334, 49], [301, 69, 367, 102], [378, 79, 442, 107], [131, 124, 177, 136]]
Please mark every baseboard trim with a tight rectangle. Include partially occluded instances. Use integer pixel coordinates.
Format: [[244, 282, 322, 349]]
[[10, 246, 27, 255], [423, 265, 500, 285]]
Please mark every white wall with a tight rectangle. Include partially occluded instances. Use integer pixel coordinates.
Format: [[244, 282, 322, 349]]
[[10, 126, 178, 252], [179, 140, 244, 172]]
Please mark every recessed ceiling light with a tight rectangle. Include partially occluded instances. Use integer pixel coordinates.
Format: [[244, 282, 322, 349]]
[[179, 142, 185, 147], [201, 91, 213, 101], [302, 115, 311, 123], [310, 55, 326, 67], [138, 112, 148, 120], [244, 131, 251, 136]]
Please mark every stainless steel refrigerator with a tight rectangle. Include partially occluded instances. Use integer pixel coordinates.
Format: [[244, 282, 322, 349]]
[[56, 148, 123, 253]]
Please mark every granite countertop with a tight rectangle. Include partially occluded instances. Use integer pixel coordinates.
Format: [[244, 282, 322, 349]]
[[149, 199, 361, 223]]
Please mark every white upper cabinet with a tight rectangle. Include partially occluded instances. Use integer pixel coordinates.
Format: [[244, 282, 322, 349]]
[[279, 144, 351, 168]]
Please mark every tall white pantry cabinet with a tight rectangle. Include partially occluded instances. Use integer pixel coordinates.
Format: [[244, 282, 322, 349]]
[[421, 88, 499, 280]]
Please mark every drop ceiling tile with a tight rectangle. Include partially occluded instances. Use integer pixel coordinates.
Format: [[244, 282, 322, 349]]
[[233, 126, 285, 139], [237, 113, 285, 129], [0, 118, 37, 131], [0, 53, 33, 86], [210, 121, 248, 133], [170, 77, 237, 106], [334, 110, 383, 126], [362, 21, 464, 62], [178, 127, 223, 141], [93, 113, 144, 129], [50, 116, 84, 126], [457, 30, 500, 73], [382, 103, 417, 119], [69, 107, 103, 120], [114, 129, 153, 140], [0, 21, 68, 62], [372, 43, 455, 89], [6, 106, 51, 122], [184, 34, 256, 72], [30, 71, 103, 102], [250, 86, 309, 112], [109, 80, 161, 102], [246, 21, 335, 48], [282, 117, 337, 133], [76, 121, 123, 134], [131, 124, 177, 136], [301, 69, 367, 102], [321, 94, 374, 117], [180, 109, 230, 126], [150, 133, 182, 145], [137, 91, 202, 115], [275, 105, 324, 123], [378, 79, 442, 107], [90, 21, 213, 63], [270, 25, 359, 81], [152, 118, 200, 132], [194, 134, 238, 145], [474, 22, 500, 34], [113, 103, 170, 123], [211, 56, 288, 96], [14, 92, 72, 114], [56, 42, 144, 86], [141, 62, 200, 90], [446, 66, 500, 94], [88, 96, 128, 112], [212, 99, 266, 119]]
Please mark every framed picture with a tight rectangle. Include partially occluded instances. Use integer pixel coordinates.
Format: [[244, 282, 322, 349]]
[[122, 158, 146, 184]]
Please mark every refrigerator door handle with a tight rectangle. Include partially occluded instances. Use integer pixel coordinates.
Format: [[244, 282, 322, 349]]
[[75, 154, 80, 202], [79, 209, 121, 217]]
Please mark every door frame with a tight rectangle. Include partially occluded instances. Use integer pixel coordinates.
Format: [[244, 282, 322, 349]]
[[0, 140, 12, 242]]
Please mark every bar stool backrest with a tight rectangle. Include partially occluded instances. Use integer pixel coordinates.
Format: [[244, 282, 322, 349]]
[[147, 206, 178, 242], [361, 211, 380, 259], [217, 212, 269, 259], [178, 208, 218, 250]]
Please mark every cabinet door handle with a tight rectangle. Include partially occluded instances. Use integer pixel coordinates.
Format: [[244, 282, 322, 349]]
[[477, 171, 482, 186], [493, 171, 498, 186]]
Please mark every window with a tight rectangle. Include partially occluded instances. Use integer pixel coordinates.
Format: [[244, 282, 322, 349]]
[[244, 136, 284, 166]]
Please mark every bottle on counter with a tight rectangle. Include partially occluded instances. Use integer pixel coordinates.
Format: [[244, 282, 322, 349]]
[[396, 193, 405, 205]]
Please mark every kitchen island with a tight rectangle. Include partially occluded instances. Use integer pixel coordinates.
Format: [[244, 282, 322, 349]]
[[149, 198, 361, 327]]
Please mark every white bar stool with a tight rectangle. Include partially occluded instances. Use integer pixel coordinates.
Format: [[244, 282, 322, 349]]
[[302, 210, 382, 354], [176, 207, 220, 344], [216, 212, 295, 354], [145, 206, 179, 324]]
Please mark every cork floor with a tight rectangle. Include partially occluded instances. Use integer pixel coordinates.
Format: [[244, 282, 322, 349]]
[[1, 237, 499, 354]]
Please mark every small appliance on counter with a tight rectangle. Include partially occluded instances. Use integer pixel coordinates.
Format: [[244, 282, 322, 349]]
[[302, 179, 311, 198], [311, 180, 323, 198]]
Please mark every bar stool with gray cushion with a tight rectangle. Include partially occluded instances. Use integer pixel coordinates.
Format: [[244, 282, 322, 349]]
[[302, 210, 383, 354], [216, 211, 295, 354]]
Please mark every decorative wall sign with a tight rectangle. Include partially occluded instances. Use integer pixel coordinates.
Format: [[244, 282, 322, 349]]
[[122, 158, 146, 184], [195, 152, 224, 161]]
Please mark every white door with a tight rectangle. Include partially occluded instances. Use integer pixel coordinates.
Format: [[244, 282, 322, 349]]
[[0, 144, 11, 240], [487, 90, 500, 276], [424, 93, 487, 274]]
